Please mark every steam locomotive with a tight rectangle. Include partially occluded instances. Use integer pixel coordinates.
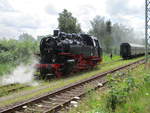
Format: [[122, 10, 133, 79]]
[[36, 30, 102, 78]]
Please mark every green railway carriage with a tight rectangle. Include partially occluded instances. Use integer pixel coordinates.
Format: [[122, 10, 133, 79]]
[[120, 43, 146, 59]]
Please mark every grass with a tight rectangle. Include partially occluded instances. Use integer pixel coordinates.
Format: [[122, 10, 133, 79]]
[[114, 65, 150, 113], [67, 64, 150, 113], [102, 54, 121, 64], [117, 83, 150, 113], [0, 56, 143, 107]]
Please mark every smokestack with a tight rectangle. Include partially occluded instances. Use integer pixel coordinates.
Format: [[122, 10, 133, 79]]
[[53, 30, 60, 37]]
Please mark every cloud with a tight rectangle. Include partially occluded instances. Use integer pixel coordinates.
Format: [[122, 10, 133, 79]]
[[106, 0, 130, 15], [0, 25, 19, 38], [75, 5, 99, 32], [78, 4, 96, 15], [0, 0, 41, 38], [45, 4, 58, 15], [0, 0, 144, 39], [0, 11, 43, 38], [0, 0, 16, 12], [106, 0, 144, 17], [105, 0, 144, 32], [0, 12, 41, 29]]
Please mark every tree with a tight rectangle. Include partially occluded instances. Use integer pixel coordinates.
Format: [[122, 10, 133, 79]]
[[106, 20, 112, 34], [58, 9, 82, 33], [89, 16, 106, 39], [89, 15, 144, 54], [18, 33, 35, 42], [89, 16, 113, 53], [37, 36, 44, 42]]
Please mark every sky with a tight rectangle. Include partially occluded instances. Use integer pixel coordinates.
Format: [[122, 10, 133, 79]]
[[0, 0, 144, 39]]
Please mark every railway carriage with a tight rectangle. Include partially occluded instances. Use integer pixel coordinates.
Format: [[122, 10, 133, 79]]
[[120, 43, 146, 59]]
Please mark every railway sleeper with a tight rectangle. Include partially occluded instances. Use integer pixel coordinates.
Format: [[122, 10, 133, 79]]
[[41, 100, 60, 107], [47, 97, 70, 104], [44, 93, 84, 113], [69, 90, 85, 95], [35, 104, 52, 108], [60, 93, 78, 97], [54, 95, 72, 100], [72, 86, 85, 91], [15, 111, 25, 113], [49, 97, 71, 102], [42, 100, 53, 104], [71, 86, 85, 91], [43, 97, 81, 113], [22, 107, 44, 112], [23, 104, 50, 112], [66, 90, 84, 95]]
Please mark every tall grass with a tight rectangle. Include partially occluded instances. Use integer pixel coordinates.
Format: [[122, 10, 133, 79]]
[[115, 73, 150, 113]]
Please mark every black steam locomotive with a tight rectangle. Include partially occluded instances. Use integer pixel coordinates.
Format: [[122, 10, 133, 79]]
[[36, 30, 102, 77]]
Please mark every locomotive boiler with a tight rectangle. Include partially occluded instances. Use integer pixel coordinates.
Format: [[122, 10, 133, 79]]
[[36, 30, 102, 78]]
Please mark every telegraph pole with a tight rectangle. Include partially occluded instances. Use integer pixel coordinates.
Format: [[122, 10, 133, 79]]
[[145, 0, 150, 63]]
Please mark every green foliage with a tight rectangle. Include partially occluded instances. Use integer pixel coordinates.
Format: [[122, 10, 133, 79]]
[[0, 63, 15, 76], [89, 16, 113, 53], [144, 73, 150, 84], [0, 33, 39, 76], [102, 66, 150, 113], [105, 72, 138, 112], [58, 9, 82, 33], [18, 33, 35, 42], [0, 39, 38, 64], [106, 20, 112, 34]]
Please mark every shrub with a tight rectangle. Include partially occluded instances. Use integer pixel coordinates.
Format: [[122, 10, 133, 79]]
[[0, 39, 39, 75], [106, 73, 137, 112]]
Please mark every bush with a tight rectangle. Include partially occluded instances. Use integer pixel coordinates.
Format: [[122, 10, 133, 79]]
[[106, 73, 137, 112], [0, 39, 39, 75]]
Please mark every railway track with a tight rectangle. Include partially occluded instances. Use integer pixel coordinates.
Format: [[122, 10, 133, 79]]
[[0, 84, 29, 97], [0, 59, 145, 113], [0, 84, 19, 89]]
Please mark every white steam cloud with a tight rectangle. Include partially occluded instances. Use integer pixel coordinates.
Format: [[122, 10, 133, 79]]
[[0, 59, 38, 85]]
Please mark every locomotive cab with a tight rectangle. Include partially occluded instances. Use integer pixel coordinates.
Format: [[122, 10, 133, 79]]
[[91, 36, 102, 57], [80, 34, 102, 57]]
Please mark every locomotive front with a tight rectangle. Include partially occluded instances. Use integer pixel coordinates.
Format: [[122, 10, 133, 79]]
[[36, 30, 74, 78]]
